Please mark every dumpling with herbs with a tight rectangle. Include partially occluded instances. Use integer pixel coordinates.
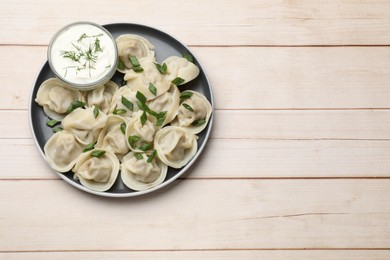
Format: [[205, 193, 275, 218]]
[[171, 90, 212, 134], [126, 110, 156, 153], [116, 34, 155, 73], [35, 78, 82, 121], [154, 126, 197, 169], [109, 86, 140, 118], [44, 130, 84, 172], [62, 107, 108, 145], [84, 81, 118, 114], [163, 56, 199, 85], [120, 151, 167, 191], [73, 148, 119, 192]]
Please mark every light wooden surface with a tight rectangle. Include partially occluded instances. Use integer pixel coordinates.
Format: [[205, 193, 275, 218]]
[[1, 0, 390, 259]]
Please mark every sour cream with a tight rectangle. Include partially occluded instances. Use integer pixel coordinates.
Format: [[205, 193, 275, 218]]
[[48, 22, 118, 90]]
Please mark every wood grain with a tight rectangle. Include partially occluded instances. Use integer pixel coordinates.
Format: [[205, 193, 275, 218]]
[[1, 179, 390, 251]]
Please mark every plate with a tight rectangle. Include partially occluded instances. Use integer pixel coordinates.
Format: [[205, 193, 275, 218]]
[[29, 23, 214, 197]]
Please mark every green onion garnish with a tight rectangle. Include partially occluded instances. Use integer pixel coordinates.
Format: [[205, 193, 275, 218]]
[[140, 111, 147, 126], [136, 91, 147, 103], [117, 59, 125, 70], [132, 66, 144, 73], [147, 150, 157, 163], [155, 63, 167, 74], [93, 105, 99, 118], [191, 119, 206, 127], [171, 77, 185, 85], [138, 143, 152, 151], [182, 103, 194, 112], [149, 82, 157, 96], [120, 122, 126, 135], [121, 96, 134, 111], [113, 108, 127, 115], [128, 135, 141, 148], [134, 153, 143, 160], [180, 91, 193, 100], [91, 150, 105, 158], [83, 143, 95, 153], [129, 56, 141, 67], [53, 127, 63, 133], [47, 119, 59, 127], [183, 53, 194, 63], [66, 100, 85, 113]]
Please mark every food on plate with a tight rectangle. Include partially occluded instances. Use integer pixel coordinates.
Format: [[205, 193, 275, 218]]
[[73, 149, 119, 192], [35, 31, 212, 193]]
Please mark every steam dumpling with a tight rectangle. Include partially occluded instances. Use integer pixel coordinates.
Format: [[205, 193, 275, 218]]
[[84, 81, 118, 114], [154, 126, 197, 168], [73, 149, 119, 192], [171, 90, 212, 134], [109, 86, 140, 118], [121, 152, 167, 191], [124, 57, 171, 100], [126, 111, 156, 152], [96, 115, 129, 158], [116, 34, 155, 73], [147, 84, 180, 127], [44, 131, 84, 172], [164, 56, 200, 85], [62, 107, 108, 145], [35, 78, 82, 121]]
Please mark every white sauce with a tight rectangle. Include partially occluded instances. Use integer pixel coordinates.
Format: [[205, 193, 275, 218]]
[[49, 23, 116, 85]]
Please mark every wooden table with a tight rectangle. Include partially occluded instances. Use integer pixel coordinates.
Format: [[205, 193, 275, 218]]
[[2, 1, 390, 259]]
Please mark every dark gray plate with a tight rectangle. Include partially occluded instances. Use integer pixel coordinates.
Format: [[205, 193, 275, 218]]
[[29, 23, 214, 197]]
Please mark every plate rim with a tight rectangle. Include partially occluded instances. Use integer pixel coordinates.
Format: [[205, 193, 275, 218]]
[[28, 22, 214, 198]]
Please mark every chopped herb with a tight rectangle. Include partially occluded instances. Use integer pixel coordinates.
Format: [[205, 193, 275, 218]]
[[129, 56, 141, 67], [53, 127, 63, 133], [128, 135, 141, 148], [155, 117, 165, 127], [117, 59, 125, 70], [136, 91, 147, 103], [183, 53, 194, 63], [66, 100, 85, 113], [113, 108, 127, 115], [47, 119, 59, 127], [149, 82, 157, 96], [83, 143, 95, 152], [155, 63, 167, 74], [120, 122, 126, 134], [191, 119, 206, 127], [93, 105, 99, 118], [171, 77, 185, 85], [180, 91, 193, 100], [121, 96, 134, 111], [140, 111, 147, 125], [157, 111, 167, 119], [132, 66, 144, 73], [138, 143, 152, 151], [91, 150, 105, 158], [134, 153, 143, 160], [182, 103, 194, 112], [147, 150, 157, 163]]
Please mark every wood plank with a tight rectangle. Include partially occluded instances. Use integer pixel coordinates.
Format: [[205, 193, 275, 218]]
[[2, 0, 390, 45], [2, 250, 390, 260], [3, 138, 390, 179], [8, 110, 390, 140], [1, 179, 390, 250], [3, 46, 390, 110]]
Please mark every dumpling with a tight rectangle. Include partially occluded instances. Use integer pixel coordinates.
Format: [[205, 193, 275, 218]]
[[126, 110, 156, 152], [147, 84, 180, 127], [44, 130, 84, 172], [124, 57, 171, 100], [171, 90, 212, 134], [35, 78, 82, 121], [109, 86, 140, 118], [163, 56, 200, 85], [96, 114, 129, 159], [116, 34, 155, 73], [62, 107, 108, 145], [73, 149, 119, 192], [84, 81, 118, 114], [120, 151, 167, 191], [154, 126, 197, 168]]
